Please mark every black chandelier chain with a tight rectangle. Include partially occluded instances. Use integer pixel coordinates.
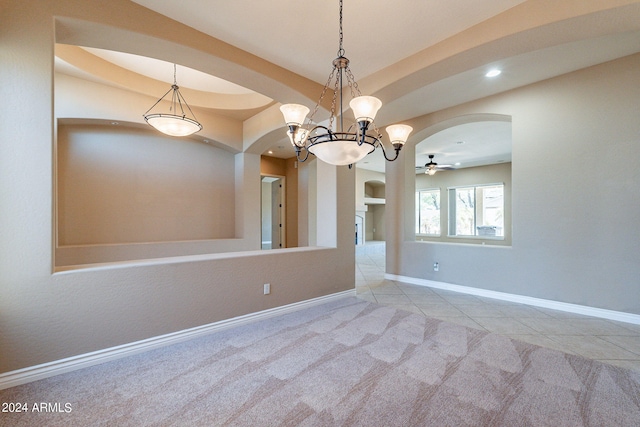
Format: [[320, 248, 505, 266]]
[[304, 0, 364, 133], [337, 0, 345, 57]]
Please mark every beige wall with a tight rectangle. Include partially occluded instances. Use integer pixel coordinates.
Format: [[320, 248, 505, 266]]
[[57, 123, 236, 245], [0, 0, 355, 375], [387, 54, 640, 314], [260, 156, 287, 176], [367, 205, 386, 242]]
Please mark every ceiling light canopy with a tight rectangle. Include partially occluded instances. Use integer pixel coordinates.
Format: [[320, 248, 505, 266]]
[[143, 64, 202, 137], [280, 0, 412, 167]]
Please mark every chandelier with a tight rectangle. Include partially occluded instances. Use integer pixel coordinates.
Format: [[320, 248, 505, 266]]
[[279, 0, 412, 166], [143, 64, 202, 137]]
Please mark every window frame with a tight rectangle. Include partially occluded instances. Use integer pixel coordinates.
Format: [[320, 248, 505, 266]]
[[447, 182, 505, 240], [415, 187, 441, 237]]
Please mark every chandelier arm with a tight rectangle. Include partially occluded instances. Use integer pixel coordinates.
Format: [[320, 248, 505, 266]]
[[378, 141, 402, 162], [354, 121, 375, 146], [295, 146, 311, 162], [143, 86, 174, 116]]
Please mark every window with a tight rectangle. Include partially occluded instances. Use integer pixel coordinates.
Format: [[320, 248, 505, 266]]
[[448, 184, 504, 238], [415, 189, 440, 235]]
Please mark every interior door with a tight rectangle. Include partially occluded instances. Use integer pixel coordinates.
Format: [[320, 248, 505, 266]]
[[261, 176, 285, 249]]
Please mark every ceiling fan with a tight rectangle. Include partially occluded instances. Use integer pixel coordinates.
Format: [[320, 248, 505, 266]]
[[416, 154, 454, 175]]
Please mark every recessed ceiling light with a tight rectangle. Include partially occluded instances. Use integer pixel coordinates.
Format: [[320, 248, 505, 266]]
[[485, 69, 501, 77], [268, 150, 273, 154], [454, 162, 461, 166]]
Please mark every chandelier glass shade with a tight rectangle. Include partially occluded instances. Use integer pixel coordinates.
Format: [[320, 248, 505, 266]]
[[145, 113, 201, 137], [280, 0, 412, 166], [143, 64, 202, 137]]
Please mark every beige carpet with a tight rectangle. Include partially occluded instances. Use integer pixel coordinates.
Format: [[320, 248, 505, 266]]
[[1, 297, 639, 426]]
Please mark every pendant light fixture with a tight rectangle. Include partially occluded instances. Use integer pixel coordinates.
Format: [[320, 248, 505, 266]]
[[143, 63, 202, 137], [280, 0, 412, 166]]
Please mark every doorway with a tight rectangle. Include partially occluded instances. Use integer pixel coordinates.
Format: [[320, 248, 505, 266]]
[[261, 175, 285, 249]]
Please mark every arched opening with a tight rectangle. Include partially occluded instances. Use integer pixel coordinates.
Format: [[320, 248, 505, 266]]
[[414, 115, 512, 246]]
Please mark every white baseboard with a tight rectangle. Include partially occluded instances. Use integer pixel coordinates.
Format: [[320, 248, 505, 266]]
[[386, 274, 640, 325], [0, 290, 355, 390]]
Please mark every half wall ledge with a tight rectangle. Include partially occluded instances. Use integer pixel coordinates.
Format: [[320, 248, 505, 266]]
[[54, 246, 335, 274]]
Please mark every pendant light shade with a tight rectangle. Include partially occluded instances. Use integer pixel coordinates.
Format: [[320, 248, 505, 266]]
[[349, 96, 382, 123], [144, 113, 201, 137], [280, 104, 310, 127], [386, 124, 413, 146]]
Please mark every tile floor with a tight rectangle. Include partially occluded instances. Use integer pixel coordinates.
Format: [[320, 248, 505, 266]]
[[356, 250, 640, 372]]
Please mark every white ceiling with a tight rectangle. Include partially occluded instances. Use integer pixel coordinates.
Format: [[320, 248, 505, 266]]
[[416, 121, 512, 170], [56, 1, 640, 173], [130, 0, 528, 84]]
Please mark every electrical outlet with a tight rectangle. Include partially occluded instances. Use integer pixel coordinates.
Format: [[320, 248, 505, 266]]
[[263, 283, 271, 295], [433, 262, 439, 272]]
